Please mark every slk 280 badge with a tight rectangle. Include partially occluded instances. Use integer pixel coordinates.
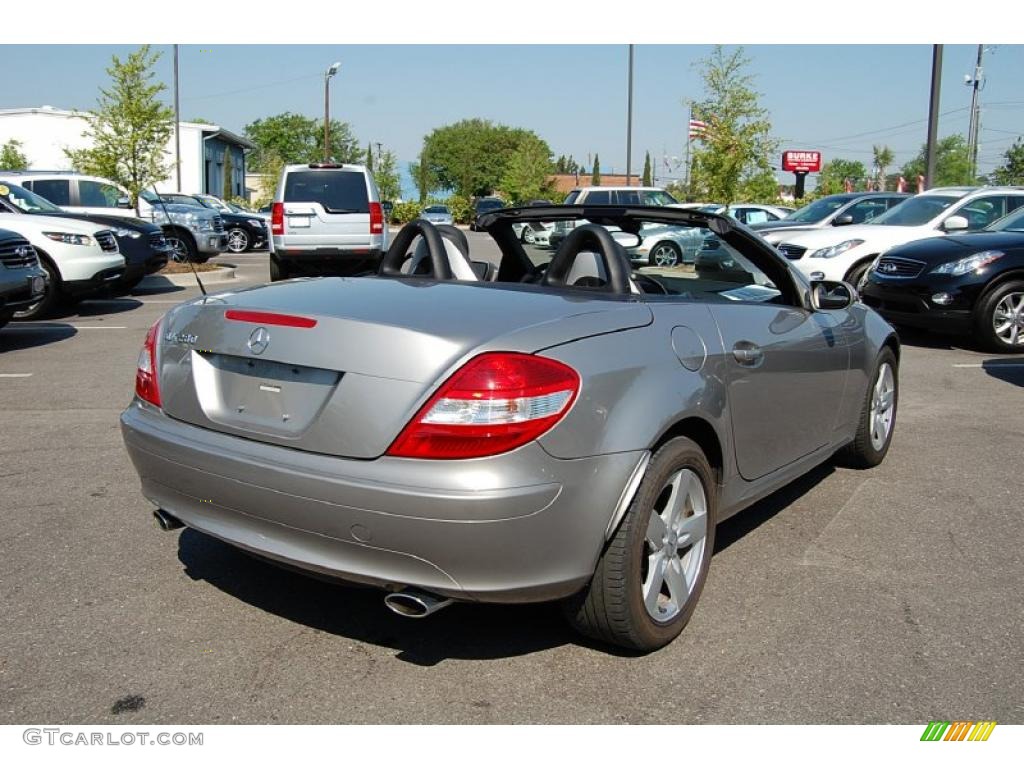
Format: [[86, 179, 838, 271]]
[[164, 331, 199, 346]]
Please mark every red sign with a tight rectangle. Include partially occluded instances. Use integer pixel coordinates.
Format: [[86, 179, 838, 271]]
[[782, 150, 821, 173]]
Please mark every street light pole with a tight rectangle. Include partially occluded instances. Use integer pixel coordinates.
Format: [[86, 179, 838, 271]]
[[625, 44, 634, 186], [173, 44, 181, 193], [925, 44, 943, 190], [965, 45, 985, 183], [324, 61, 341, 162]]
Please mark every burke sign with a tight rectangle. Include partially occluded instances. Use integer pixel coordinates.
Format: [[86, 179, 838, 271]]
[[782, 150, 822, 173]]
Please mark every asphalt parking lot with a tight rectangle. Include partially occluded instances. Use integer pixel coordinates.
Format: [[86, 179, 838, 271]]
[[1, 233, 1022, 725]]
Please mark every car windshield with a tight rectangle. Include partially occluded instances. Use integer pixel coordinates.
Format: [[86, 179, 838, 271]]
[[870, 195, 959, 226], [785, 198, 846, 223], [198, 196, 230, 212], [0, 182, 63, 213], [424, 206, 450, 214], [990, 207, 1024, 232], [477, 200, 503, 210]]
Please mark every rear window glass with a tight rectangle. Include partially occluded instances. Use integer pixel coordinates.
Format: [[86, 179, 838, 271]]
[[283, 171, 369, 213]]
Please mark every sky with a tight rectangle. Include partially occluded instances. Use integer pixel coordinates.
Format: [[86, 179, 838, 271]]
[[2, 44, 1022, 197]]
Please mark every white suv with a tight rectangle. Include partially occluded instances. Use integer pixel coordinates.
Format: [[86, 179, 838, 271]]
[[563, 186, 682, 207], [777, 187, 1024, 287], [270, 163, 387, 280], [0, 184, 124, 318]]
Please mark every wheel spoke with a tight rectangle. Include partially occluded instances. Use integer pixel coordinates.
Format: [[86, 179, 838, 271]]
[[663, 556, 689, 606], [677, 509, 706, 546], [661, 471, 685, 527], [646, 512, 667, 549], [643, 553, 668, 615]]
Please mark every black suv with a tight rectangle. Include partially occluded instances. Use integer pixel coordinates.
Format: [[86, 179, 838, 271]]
[[469, 197, 506, 231], [160, 194, 267, 253], [861, 204, 1024, 353]]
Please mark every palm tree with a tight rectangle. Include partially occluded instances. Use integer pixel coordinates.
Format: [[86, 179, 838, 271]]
[[873, 145, 894, 191]]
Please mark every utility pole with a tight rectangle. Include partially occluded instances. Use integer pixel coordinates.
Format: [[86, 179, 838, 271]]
[[925, 44, 943, 190], [625, 44, 634, 186], [965, 45, 985, 183], [173, 44, 181, 193]]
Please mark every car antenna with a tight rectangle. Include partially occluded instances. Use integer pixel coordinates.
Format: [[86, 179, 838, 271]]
[[151, 186, 206, 297]]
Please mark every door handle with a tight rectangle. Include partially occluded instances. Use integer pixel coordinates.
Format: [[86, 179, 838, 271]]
[[732, 341, 764, 366]]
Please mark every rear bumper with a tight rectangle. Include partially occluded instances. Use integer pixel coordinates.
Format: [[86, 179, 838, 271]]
[[120, 402, 643, 603]]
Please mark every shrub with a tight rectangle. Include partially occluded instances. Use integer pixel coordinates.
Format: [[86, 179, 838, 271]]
[[391, 201, 423, 224], [444, 195, 473, 224]]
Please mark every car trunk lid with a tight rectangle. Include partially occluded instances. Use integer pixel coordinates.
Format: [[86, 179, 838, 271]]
[[157, 278, 652, 458]]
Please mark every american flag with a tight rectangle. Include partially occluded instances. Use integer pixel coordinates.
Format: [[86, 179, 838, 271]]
[[688, 119, 708, 140]]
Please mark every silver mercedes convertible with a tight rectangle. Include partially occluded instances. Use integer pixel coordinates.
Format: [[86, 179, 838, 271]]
[[121, 205, 899, 651]]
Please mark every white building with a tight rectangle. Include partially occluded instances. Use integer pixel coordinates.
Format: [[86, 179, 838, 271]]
[[0, 106, 254, 198]]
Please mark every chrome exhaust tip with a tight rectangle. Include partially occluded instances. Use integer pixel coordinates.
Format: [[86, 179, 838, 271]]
[[153, 509, 184, 531], [384, 589, 454, 619]]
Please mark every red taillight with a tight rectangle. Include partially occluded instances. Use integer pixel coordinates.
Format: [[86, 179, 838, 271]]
[[369, 202, 384, 235], [224, 309, 317, 328], [135, 319, 162, 407], [271, 202, 284, 235], [387, 352, 580, 460]]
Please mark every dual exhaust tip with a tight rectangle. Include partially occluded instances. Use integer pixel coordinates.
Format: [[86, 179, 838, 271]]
[[153, 509, 452, 619]]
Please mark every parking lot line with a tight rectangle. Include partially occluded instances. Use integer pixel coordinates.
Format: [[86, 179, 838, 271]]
[[0, 373, 33, 378], [9, 323, 128, 330]]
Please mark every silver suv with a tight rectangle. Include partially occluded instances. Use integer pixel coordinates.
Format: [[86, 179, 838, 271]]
[[270, 163, 386, 281]]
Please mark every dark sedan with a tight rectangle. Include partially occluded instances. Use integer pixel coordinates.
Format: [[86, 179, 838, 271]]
[[860, 206, 1024, 352], [0, 183, 170, 295]]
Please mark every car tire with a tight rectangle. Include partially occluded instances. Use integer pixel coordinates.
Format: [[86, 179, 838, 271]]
[[269, 255, 290, 282], [226, 227, 250, 254], [521, 226, 537, 245], [844, 259, 874, 290], [974, 280, 1024, 353], [14, 257, 65, 321], [648, 241, 682, 268], [562, 436, 717, 652], [836, 347, 898, 469], [166, 231, 198, 263]]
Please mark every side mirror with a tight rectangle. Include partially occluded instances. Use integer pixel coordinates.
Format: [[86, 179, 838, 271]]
[[810, 280, 855, 311], [942, 215, 968, 232], [116, 196, 132, 209], [833, 214, 854, 226]]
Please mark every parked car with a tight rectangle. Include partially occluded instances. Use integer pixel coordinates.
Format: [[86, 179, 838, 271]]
[[631, 223, 705, 266], [860, 205, 1024, 352], [270, 163, 387, 280], [121, 205, 898, 652], [0, 228, 47, 330], [775, 187, 1024, 288], [1, 172, 226, 263], [562, 186, 681, 207], [0, 181, 170, 295], [420, 205, 454, 227], [697, 203, 793, 226], [753, 192, 910, 244], [469, 197, 505, 231], [160, 193, 268, 253], [0, 201, 124, 320]]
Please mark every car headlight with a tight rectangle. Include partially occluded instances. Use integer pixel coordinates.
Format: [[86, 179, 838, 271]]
[[809, 239, 865, 259], [114, 227, 142, 239], [247, 219, 264, 228], [43, 232, 93, 246], [197, 218, 214, 232], [930, 250, 1004, 276]]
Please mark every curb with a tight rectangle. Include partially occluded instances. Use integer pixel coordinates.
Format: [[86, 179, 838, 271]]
[[142, 264, 237, 288]]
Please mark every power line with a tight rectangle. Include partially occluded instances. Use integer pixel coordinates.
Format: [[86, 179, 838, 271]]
[[182, 72, 322, 103], [808, 106, 970, 144]]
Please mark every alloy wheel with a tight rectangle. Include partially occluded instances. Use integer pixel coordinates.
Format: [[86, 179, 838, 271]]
[[869, 362, 896, 451], [166, 236, 189, 263], [226, 228, 249, 253], [652, 243, 680, 267], [992, 291, 1024, 347], [641, 468, 708, 622]]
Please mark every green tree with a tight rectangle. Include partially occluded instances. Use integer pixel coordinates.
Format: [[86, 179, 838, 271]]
[[222, 148, 234, 200], [500, 135, 554, 203], [872, 145, 894, 190], [687, 46, 777, 205], [374, 149, 401, 202], [816, 158, 868, 196], [738, 169, 780, 203], [0, 139, 29, 170], [592, 154, 601, 186], [408, 151, 436, 203], [900, 135, 973, 187], [244, 112, 360, 176], [642, 151, 652, 186], [421, 119, 553, 198], [992, 138, 1024, 185], [64, 45, 173, 209], [366, 141, 374, 172]]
